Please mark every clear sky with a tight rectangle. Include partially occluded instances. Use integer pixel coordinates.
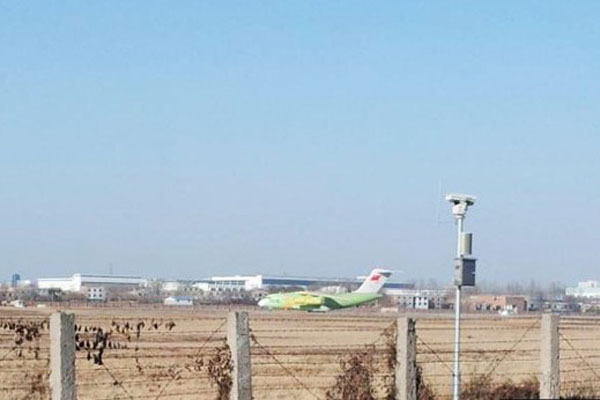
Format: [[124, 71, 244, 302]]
[[1, 1, 599, 284]]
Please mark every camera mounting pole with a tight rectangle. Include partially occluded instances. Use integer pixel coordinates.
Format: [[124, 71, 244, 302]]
[[445, 193, 477, 400]]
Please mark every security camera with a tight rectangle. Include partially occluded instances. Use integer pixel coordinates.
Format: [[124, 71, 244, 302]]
[[445, 193, 476, 206], [445, 193, 476, 218]]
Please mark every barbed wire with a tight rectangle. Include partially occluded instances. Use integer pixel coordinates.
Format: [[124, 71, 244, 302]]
[[416, 335, 454, 374], [417, 326, 538, 331], [417, 338, 540, 345], [0, 347, 15, 362], [76, 375, 212, 386], [559, 326, 600, 331], [252, 371, 394, 378], [0, 366, 48, 372], [481, 317, 539, 379], [561, 367, 600, 374], [253, 316, 392, 322], [561, 349, 600, 355], [0, 384, 50, 391], [94, 389, 218, 400], [250, 332, 323, 400], [72, 344, 226, 351], [557, 337, 600, 341], [417, 358, 541, 364], [152, 318, 227, 400], [421, 371, 541, 378], [559, 331, 600, 382], [6, 312, 600, 399], [561, 355, 600, 361], [98, 362, 135, 400], [418, 348, 540, 355], [76, 316, 224, 321], [250, 327, 387, 332]]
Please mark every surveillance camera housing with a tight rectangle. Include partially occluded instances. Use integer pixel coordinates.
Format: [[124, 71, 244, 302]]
[[445, 193, 476, 206]]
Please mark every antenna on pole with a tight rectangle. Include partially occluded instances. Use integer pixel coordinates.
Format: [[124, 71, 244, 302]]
[[436, 181, 453, 224], [436, 180, 443, 223]]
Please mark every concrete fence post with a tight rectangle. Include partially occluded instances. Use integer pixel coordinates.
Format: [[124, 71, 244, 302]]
[[227, 311, 252, 400], [540, 313, 560, 399], [396, 317, 417, 400], [50, 312, 77, 400]]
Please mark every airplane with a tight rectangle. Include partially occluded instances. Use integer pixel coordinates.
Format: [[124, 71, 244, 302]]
[[257, 268, 392, 311]]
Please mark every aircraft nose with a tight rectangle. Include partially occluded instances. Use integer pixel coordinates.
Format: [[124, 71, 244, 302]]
[[258, 298, 269, 307]]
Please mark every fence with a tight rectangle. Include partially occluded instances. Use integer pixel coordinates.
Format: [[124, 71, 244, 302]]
[[415, 314, 544, 399], [0, 314, 50, 399], [2, 309, 600, 399]]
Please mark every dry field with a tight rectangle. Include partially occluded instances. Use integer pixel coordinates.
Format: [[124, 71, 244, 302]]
[[2, 306, 600, 399]]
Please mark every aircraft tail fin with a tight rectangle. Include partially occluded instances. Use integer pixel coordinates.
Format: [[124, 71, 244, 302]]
[[354, 268, 392, 294]]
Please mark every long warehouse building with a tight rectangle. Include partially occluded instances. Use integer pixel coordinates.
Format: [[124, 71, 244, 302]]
[[37, 274, 146, 292]]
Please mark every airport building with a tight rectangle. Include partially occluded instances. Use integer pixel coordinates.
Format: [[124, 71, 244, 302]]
[[37, 274, 147, 300]]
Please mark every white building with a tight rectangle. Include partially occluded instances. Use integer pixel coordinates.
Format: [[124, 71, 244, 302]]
[[162, 281, 183, 292], [566, 281, 600, 298], [396, 289, 450, 310], [193, 275, 263, 292], [37, 274, 146, 293]]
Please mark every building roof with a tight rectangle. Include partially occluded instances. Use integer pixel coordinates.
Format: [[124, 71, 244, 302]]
[[38, 274, 144, 281], [201, 274, 412, 289]]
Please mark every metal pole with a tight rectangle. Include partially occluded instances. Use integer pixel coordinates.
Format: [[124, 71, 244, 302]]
[[453, 286, 461, 400], [456, 218, 463, 256], [453, 216, 464, 400]]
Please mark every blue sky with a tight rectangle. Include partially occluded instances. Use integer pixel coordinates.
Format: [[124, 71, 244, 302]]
[[1, 1, 599, 283]]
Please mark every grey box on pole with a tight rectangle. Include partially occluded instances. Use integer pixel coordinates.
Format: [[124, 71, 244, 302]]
[[454, 257, 476, 286], [460, 233, 472, 255]]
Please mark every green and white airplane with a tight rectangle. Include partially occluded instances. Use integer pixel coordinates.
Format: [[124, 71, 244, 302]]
[[257, 269, 392, 311]]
